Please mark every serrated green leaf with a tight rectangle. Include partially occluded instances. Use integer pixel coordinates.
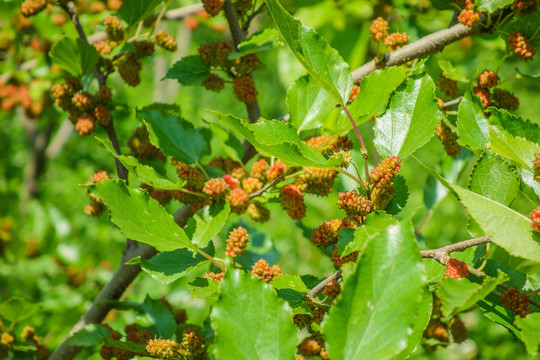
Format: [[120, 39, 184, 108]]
[[287, 75, 337, 132], [0, 298, 39, 325], [211, 270, 299, 359], [49, 37, 98, 76], [343, 212, 397, 256], [141, 296, 177, 338], [521, 170, 540, 203], [468, 150, 519, 206], [479, 298, 523, 339], [414, 157, 540, 262], [137, 248, 208, 285], [457, 88, 489, 150], [323, 222, 425, 360], [68, 324, 111, 347], [515, 313, 540, 356], [437, 270, 507, 318], [229, 28, 283, 59], [189, 277, 220, 300], [489, 108, 540, 145], [137, 109, 211, 164], [85, 180, 195, 251], [374, 74, 442, 159], [438, 59, 468, 82], [489, 125, 540, 170], [106, 339, 147, 352], [386, 175, 408, 215], [271, 274, 310, 294], [265, 0, 352, 106], [476, 0, 514, 12], [185, 202, 230, 248], [209, 123, 244, 162], [117, 0, 163, 27], [97, 137, 185, 190], [164, 55, 211, 85], [216, 112, 342, 167]]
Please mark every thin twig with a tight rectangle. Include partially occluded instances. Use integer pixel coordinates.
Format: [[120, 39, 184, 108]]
[[443, 97, 463, 109], [420, 236, 490, 264], [249, 177, 282, 199]]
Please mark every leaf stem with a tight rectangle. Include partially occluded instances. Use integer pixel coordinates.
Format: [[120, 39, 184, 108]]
[[196, 248, 226, 273], [336, 168, 367, 193], [476, 242, 490, 271]]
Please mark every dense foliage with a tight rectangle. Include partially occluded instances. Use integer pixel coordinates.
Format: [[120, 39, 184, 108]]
[[0, 0, 539, 359]]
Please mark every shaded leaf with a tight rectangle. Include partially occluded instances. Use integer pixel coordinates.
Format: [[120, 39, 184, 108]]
[[185, 202, 230, 248], [68, 324, 111, 347], [229, 28, 283, 58], [515, 313, 540, 356], [118, 0, 163, 27], [457, 88, 489, 150], [271, 274, 310, 294], [489, 108, 540, 145], [141, 296, 177, 338], [438, 59, 468, 82], [343, 212, 397, 256], [164, 55, 211, 86], [49, 37, 98, 76], [0, 298, 40, 324], [489, 125, 540, 170]]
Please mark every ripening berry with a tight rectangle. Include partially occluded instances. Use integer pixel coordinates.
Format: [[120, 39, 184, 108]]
[[94, 105, 112, 127], [492, 88, 519, 111], [338, 190, 372, 217], [95, 40, 114, 55], [438, 74, 458, 98], [323, 280, 341, 298], [247, 201, 270, 223], [133, 41, 155, 58], [76, 114, 95, 136], [203, 272, 225, 282], [173, 163, 206, 204], [154, 31, 177, 52], [199, 41, 233, 66], [294, 167, 338, 196], [500, 289, 531, 318], [20, 0, 47, 17], [96, 86, 112, 104], [203, 178, 230, 201], [331, 245, 358, 268], [252, 259, 281, 282], [304, 135, 334, 153], [445, 258, 468, 279], [227, 188, 250, 214], [369, 155, 401, 187], [458, 9, 480, 27], [450, 316, 468, 343], [146, 338, 181, 358], [20, 326, 35, 342], [533, 153, 540, 182], [531, 205, 540, 232], [223, 174, 240, 189], [508, 32, 535, 60], [241, 177, 262, 193], [472, 85, 491, 108], [477, 70, 499, 88], [371, 182, 396, 211], [234, 53, 259, 75], [225, 226, 249, 257], [1, 332, 15, 347], [141, 184, 173, 205], [181, 328, 206, 356], [72, 92, 95, 112], [202, 73, 225, 92], [436, 120, 461, 157], [235, 0, 253, 16], [103, 16, 124, 42], [348, 85, 360, 104], [311, 219, 342, 248], [250, 158, 269, 181], [117, 55, 142, 87], [384, 32, 409, 50], [233, 75, 258, 104], [370, 17, 388, 43], [293, 314, 312, 330], [267, 160, 287, 182], [424, 319, 450, 343], [298, 337, 322, 356], [202, 0, 223, 16], [84, 202, 106, 216], [127, 125, 166, 161], [280, 184, 306, 220], [92, 170, 110, 183], [513, 0, 537, 15]]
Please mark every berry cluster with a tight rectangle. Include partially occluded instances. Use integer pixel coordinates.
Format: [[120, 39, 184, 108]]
[[242, 177, 262, 193], [384, 32, 410, 51], [492, 88, 519, 111], [500, 289, 531, 318], [449, 316, 468, 343], [331, 245, 359, 268], [20, 0, 47, 17], [438, 74, 457, 98], [234, 53, 260, 75], [436, 120, 461, 157], [234, 0, 253, 17], [173, 163, 206, 204], [203, 272, 225, 282], [477, 70, 499, 88], [311, 219, 342, 248], [228, 188, 250, 214], [0, 323, 50, 360], [508, 32, 535, 61], [146, 339, 180, 359], [295, 167, 338, 196], [338, 191, 371, 217], [531, 205, 540, 232], [180, 328, 206, 357], [225, 226, 249, 257], [369, 17, 388, 42], [199, 40, 233, 67], [141, 184, 173, 205], [280, 184, 306, 220], [323, 280, 341, 299], [369, 155, 401, 188], [103, 16, 124, 42], [348, 84, 360, 104], [247, 201, 270, 222], [458, 9, 480, 27], [233, 75, 258, 104], [202, 73, 225, 92], [473, 85, 491, 108], [84, 170, 110, 216], [444, 258, 468, 279], [127, 125, 166, 161], [251, 258, 282, 282], [202, 0, 224, 16], [0, 80, 48, 118], [203, 177, 230, 201], [154, 31, 178, 52]]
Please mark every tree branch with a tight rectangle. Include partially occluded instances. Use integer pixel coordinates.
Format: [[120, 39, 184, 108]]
[[164, 3, 204, 19], [420, 236, 490, 264]]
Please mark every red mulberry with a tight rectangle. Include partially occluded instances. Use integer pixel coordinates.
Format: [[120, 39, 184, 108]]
[[225, 226, 249, 257], [279, 184, 306, 220]]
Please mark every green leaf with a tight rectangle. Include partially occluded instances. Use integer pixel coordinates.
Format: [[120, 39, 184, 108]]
[[489, 125, 540, 171], [49, 37, 98, 76], [271, 274, 310, 294], [97, 138, 185, 190], [489, 108, 540, 145], [210, 123, 244, 163], [515, 313, 540, 356], [457, 88, 489, 150], [438, 59, 468, 82], [85, 180, 195, 251], [189, 277, 220, 300], [265, 0, 352, 106], [141, 296, 177, 338], [468, 150, 519, 206], [0, 297, 40, 324], [117, 0, 163, 27], [385, 175, 409, 215], [106, 339, 147, 352], [229, 29, 283, 59], [476, 0, 514, 12], [185, 202, 230, 248], [374, 74, 442, 159], [211, 270, 299, 359], [133, 248, 209, 285], [68, 324, 111, 347], [216, 112, 342, 167], [414, 158, 540, 262], [348, 66, 410, 119], [342, 212, 397, 256], [287, 75, 337, 132], [323, 221, 425, 360], [437, 270, 507, 318], [137, 109, 211, 164], [164, 55, 211, 86]]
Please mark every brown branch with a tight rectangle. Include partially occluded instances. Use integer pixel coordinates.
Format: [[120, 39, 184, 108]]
[[248, 177, 282, 199], [420, 236, 490, 264], [443, 96, 463, 109], [310, 270, 342, 299], [164, 3, 204, 19]]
